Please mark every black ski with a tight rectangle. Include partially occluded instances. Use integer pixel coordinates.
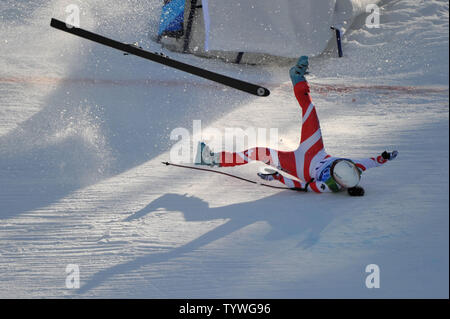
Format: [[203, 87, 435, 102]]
[[50, 18, 270, 97]]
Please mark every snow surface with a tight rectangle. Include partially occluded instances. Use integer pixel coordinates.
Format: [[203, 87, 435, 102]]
[[0, 0, 448, 298], [203, 0, 381, 57]]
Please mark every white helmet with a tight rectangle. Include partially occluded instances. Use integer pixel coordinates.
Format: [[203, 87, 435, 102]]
[[331, 159, 361, 188]]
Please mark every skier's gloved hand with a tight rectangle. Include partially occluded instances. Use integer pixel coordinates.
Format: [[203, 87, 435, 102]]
[[289, 56, 309, 86], [347, 186, 365, 196], [381, 150, 398, 161]]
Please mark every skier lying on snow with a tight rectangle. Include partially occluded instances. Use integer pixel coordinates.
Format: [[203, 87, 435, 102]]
[[196, 56, 398, 196]]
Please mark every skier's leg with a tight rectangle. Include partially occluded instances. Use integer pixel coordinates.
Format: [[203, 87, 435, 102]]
[[196, 141, 297, 174], [292, 79, 324, 146], [220, 147, 282, 167], [219, 147, 269, 167], [290, 57, 328, 181], [295, 81, 328, 181], [219, 147, 298, 174]]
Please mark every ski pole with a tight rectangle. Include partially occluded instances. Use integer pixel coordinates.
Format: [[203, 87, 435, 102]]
[[162, 162, 292, 190]]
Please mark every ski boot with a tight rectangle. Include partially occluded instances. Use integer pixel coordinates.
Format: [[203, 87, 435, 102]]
[[195, 142, 220, 166], [289, 56, 309, 85]]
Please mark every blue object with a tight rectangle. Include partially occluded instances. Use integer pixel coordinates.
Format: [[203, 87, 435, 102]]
[[331, 27, 343, 57], [335, 29, 343, 57], [158, 0, 185, 38], [289, 56, 309, 85]]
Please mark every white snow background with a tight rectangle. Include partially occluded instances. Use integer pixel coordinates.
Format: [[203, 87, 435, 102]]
[[0, 0, 448, 298]]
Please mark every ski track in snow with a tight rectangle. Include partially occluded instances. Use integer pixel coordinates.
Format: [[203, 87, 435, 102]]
[[0, 0, 448, 298]]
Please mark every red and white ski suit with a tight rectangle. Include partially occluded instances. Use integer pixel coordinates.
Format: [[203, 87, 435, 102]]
[[218, 81, 389, 193]]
